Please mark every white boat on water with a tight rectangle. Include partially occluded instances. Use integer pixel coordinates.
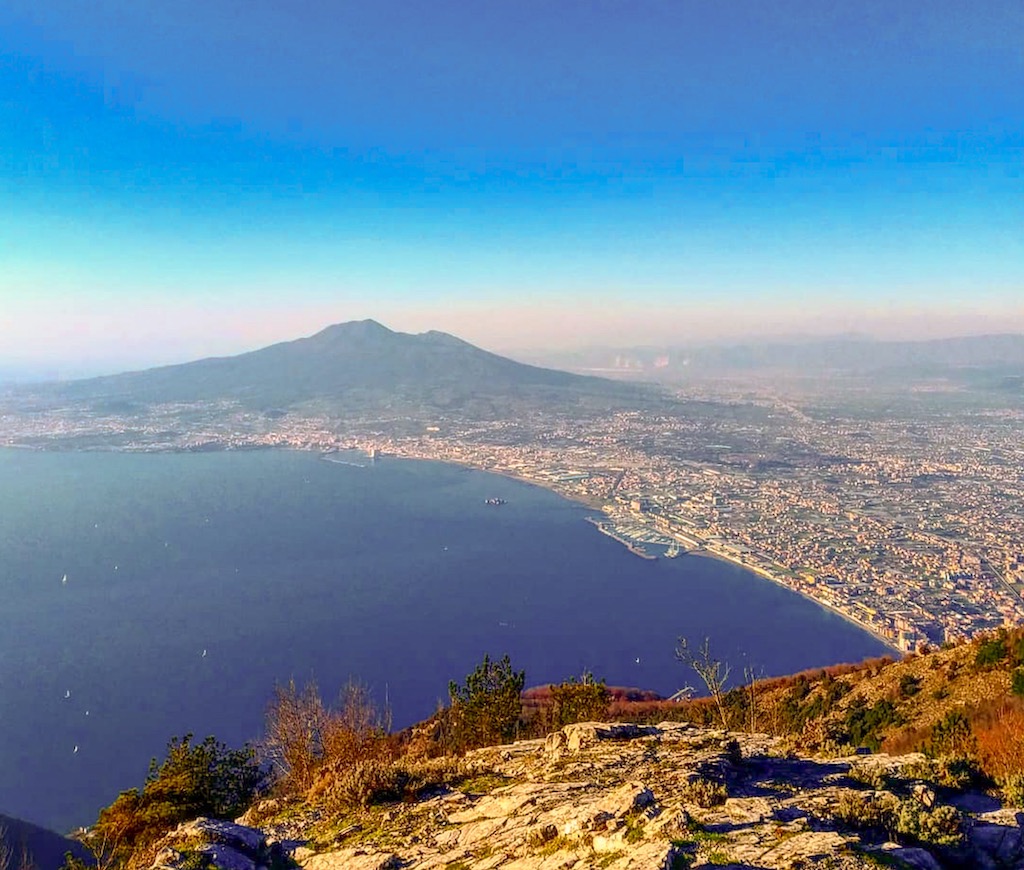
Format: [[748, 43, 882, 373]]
[[61, 573, 67, 585]]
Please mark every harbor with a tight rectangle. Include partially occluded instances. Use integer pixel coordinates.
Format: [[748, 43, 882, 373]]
[[585, 516, 685, 561]]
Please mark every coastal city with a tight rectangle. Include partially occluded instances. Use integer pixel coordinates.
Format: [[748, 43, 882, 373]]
[[4, 386, 1023, 654]]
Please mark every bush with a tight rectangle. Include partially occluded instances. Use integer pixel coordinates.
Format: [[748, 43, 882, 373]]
[[898, 674, 921, 698], [1001, 773, 1024, 807], [830, 791, 896, 834], [324, 757, 403, 809], [847, 765, 890, 790], [894, 801, 964, 848], [926, 710, 974, 759], [933, 755, 984, 790], [682, 777, 728, 808], [314, 756, 470, 810], [86, 735, 265, 866], [1012, 668, 1024, 699], [262, 679, 393, 796], [549, 673, 610, 728], [899, 758, 940, 784], [830, 791, 964, 848], [975, 633, 1008, 669], [845, 699, 901, 751], [447, 654, 525, 752]]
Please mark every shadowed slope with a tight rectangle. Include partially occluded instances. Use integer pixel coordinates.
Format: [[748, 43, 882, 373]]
[[0, 813, 92, 870], [49, 320, 648, 415]]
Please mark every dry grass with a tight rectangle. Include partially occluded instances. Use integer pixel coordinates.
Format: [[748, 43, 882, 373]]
[[261, 678, 396, 796]]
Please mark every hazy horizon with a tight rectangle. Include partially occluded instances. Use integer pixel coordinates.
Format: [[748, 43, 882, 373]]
[[3, 314, 1024, 384], [2, 1, 1022, 372]]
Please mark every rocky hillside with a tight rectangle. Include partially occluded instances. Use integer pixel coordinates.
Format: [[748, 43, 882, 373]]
[[33, 631, 1024, 870], [152, 722, 1022, 870], [647, 630, 1024, 779], [0, 813, 92, 870]]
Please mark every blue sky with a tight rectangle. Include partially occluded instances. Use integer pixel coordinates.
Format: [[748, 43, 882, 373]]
[[1, 0, 1022, 370]]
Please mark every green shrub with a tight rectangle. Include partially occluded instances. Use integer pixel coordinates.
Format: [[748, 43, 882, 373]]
[[845, 699, 901, 751], [898, 674, 921, 698], [848, 765, 890, 790], [975, 634, 1008, 668], [1011, 668, 1024, 699], [1001, 773, 1024, 806], [933, 755, 983, 790], [830, 791, 897, 834], [85, 734, 265, 866], [830, 791, 964, 848], [447, 654, 525, 752], [925, 711, 974, 759], [899, 758, 939, 782], [549, 673, 610, 728], [893, 801, 964, 848]]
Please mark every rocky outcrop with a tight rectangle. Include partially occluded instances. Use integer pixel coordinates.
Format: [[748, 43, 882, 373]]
[[154, 723, 1024, 869], [150, 818, 291, 870]]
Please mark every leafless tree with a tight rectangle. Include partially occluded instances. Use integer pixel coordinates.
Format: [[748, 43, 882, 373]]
[[676, 636, 732, 730], [743, 664, 764, 734], [262, 677, 394, 795], [261, 679, 330, 793]]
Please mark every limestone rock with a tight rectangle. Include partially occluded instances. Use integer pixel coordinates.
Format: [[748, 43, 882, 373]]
[[149, 818, 286, 870], [192, 723, 1024, 869]]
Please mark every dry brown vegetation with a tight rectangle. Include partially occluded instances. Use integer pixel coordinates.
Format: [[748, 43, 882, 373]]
[[261, 678, 397, 797], [602, 626, 1024, 804], [67, 628, 1024, 870]]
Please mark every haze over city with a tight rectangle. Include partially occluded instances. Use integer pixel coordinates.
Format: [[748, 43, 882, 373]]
[[2, 0, 1022, 375]]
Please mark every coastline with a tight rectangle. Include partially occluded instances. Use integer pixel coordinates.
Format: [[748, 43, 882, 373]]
[[4, 441, 902, 656], [688, 547, 902, 655], [364, 445, 903, 655]]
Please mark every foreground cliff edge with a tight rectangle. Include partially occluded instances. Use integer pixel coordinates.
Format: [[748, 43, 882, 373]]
[[141, 721, 1024, 870], [14, 633, 1024, 869]]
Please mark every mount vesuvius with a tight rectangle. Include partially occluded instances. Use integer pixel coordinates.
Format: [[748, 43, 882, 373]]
[[42, 320, 653, 418]]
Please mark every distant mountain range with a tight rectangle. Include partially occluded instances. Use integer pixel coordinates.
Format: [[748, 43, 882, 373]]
[[524, 334, 1024, 391], [41, 320, 650, 416]]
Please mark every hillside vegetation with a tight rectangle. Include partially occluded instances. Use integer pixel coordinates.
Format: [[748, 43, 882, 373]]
[[60, 629, 1024, 870], [652, 627, 1024, 803]]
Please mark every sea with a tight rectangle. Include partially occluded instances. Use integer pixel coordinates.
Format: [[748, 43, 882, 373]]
[[0, 447, 891, 832]]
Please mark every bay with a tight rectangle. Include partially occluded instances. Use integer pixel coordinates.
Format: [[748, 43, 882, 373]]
[[0, 448, 890, 831]]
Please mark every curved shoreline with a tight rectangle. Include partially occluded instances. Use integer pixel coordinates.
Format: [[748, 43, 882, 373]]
[[688, 548, 901, 655], [352, 447, 902, 656], [6, 443, 900, 656]]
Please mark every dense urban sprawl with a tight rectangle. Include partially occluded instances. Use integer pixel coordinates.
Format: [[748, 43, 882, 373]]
[[3, 389, 1023, 652]]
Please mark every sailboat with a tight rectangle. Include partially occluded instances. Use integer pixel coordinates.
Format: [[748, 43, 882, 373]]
[[61, 573, 68, 585]]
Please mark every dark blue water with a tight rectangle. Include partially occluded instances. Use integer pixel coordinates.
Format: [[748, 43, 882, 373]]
[[0, 448, 890, 831]]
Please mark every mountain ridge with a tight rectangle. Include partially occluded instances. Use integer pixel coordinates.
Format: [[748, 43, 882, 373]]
[[0, 813, 92, 870], [41, 320, 649, 416], [523, 333, 1024, 389]]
